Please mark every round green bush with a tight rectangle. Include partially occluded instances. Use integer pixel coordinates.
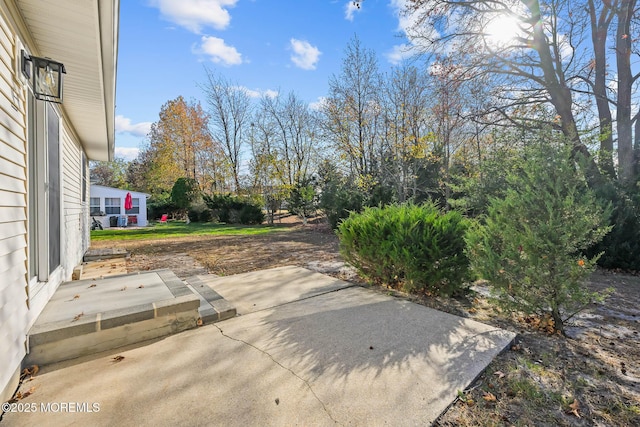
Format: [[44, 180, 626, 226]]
[[337, 202, 470, 296]]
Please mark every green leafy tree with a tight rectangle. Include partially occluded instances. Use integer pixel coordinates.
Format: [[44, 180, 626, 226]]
[[287, 180, 317, 225], [171, 177, 201, 219], [466, 142, 612, 334], [90, 158, 129, 188]]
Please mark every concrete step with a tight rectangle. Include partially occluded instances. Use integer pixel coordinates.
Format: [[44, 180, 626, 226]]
[[83, 247, 129, 262], [26, 270, 201, 367], [184, 275, 237, 324]]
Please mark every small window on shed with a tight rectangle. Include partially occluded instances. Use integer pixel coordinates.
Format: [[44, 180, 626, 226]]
[[105, 198, 121, 215], [126, 198, 140, 214], [90, 197, 101, 215]]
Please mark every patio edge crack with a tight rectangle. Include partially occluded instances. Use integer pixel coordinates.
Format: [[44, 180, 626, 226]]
[[213, 323, 341, 426]]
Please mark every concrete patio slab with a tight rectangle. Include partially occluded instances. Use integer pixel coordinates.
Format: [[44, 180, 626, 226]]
[[79, 257, 128, 279], [5, 267, 515, 426], [203, 265, 355, 314]]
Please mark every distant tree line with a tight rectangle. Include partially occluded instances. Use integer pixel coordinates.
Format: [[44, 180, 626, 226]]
[[91, 0, 640, 270]]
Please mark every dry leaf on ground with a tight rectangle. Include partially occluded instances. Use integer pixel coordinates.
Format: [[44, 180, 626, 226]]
[[112, 355, 125, 362], [567, 399, 581, 418], [483, 392, 497, 402]]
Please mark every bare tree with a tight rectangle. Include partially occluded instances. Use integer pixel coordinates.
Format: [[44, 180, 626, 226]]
[[259, 91, 318, 187], [201, 69, 252, 192], [381, 63, 432, 201], [322, 35, 383, 187], [404, 0, 640, 185]]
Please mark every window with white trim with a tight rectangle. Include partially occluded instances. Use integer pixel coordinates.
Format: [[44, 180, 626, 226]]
[[90, 197, 101, 215], [126, 197, 140, 214], [105, 198, 120, 214]]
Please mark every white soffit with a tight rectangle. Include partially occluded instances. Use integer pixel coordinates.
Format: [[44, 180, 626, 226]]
[[17, 0, 118, 161]]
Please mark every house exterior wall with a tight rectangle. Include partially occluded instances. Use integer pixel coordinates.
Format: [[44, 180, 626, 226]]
[[62, 124, 89, 276], [0, 4, 29, 404], [90, 185, 149, 227], [0, 3, 89, 403]]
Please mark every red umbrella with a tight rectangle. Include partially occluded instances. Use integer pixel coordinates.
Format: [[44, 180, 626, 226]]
[[124, 192, 133, 210]]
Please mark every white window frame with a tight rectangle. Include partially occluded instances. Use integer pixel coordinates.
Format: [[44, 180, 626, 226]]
[[90, 197, 101, 215], [126, 197, 140, 214], [105, 198, 121, 215]]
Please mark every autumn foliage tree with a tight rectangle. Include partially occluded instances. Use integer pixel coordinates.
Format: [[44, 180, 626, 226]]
[[131, 96, 227, 196]]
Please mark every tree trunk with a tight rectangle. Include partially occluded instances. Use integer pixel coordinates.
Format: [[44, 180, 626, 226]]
[[588, 0, 616, 178], [615, 0, 636, 185]]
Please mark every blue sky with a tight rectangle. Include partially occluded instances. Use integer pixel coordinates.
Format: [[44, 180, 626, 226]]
[[114, 0, 414, 160]]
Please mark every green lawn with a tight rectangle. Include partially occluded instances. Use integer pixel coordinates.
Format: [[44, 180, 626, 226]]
[[90, 221, 287, 242]]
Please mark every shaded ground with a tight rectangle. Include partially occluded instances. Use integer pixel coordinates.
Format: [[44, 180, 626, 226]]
[[89, 217, 640, 426]]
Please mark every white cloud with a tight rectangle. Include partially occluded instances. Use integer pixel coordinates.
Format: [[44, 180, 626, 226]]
[[309, 96, 327, 111], [385, 43, 415, 65], [262, 89, 279, 99], [150, 0, 238, 33], [232, 86, 278, 99], [345, 1, 362, 21], [289, 39, 321, 70], [115, 115, 152, 137], [115, 147, 140, 161], [390, 0, 415, 35], [198, 36, 243, 66]]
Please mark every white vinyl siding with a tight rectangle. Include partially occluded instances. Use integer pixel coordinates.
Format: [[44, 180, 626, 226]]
[[62, 124, 87, 274], [0, 7, 28, 404]]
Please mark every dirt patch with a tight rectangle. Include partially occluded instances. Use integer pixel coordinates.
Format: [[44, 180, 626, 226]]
[[90, 219, 640, 426]]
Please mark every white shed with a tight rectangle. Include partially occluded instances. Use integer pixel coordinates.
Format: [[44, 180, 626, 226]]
[[90, 185, 150, 227]]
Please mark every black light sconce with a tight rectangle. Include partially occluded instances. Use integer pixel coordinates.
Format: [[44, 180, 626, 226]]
[[21, 50, 66, 103]]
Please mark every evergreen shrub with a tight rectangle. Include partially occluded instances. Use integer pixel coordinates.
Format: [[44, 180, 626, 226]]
[[203, 194, 265, 225], [337, 202, 470, 296], [465, 143, 612, 334]]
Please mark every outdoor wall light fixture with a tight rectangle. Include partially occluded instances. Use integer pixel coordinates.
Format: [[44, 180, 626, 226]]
[[21, 50, 66, 103]]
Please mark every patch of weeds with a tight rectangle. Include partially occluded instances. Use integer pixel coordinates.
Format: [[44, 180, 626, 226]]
[[507, 378, 546, 403], [598, 398, 640, 425]]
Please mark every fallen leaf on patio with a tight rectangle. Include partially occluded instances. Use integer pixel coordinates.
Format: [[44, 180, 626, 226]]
[[73, 294, 80, 300], [21, 387, 36, 399], [88, 283, 97, 288], [197, 318, 203, 326], [120, 286, 127, 291], [482, 391, 497, 402], [72, 312, 84, 322], [566, 399, 580, 418], [20, 365, 39, 380], [493, 370, 505, 379], [137, 284, 144, 289], [112, 355, 125, 363], [275, 398, 280, 405]]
